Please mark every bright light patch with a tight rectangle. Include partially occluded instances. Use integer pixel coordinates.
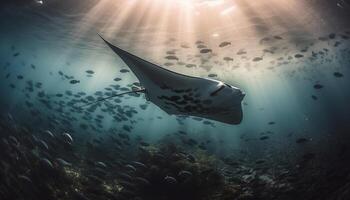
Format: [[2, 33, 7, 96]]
[[36, 0, 43, 5], [196, 0, 225, 7], [220, 6, 236, 15]]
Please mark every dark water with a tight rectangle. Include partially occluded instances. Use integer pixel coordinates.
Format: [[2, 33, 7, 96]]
[[1, 0, 350, 200]]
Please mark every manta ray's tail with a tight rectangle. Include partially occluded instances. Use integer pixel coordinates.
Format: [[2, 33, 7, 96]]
[[77, 89, 146, 108]]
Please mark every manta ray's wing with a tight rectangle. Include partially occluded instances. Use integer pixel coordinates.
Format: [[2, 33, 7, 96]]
[[99, 35, 202, 113], [99, 35, 195, 88]]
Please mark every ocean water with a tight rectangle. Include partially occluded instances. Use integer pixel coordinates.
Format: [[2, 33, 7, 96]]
[[1, 0, 350, 200]]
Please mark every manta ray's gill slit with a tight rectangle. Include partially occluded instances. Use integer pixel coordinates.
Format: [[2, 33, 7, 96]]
[[210, 85, 225, 96]]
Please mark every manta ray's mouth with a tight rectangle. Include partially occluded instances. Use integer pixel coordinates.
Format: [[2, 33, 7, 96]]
[[238, 90, 246, 101], [240, 91, 246, 98]]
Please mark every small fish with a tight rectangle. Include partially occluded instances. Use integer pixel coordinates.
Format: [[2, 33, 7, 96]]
[[120, 69, 130, 73], [208, 73, 217, 78], [164, 62, 174, 66], [252, 57, 263, 62], [70, 80, 80, 84], [44, 130, 55, 138], [219, 41, 231, 47], [296, 138, 309, 144], [181, 44, 190, 48], [313, 83, 324, 89], [125, 164, 136, 172], [165, 55, 179, 60], [333, 72, 343, 77], [178, 130, 187, 135], [55, 158, 72, 167], [86, 70, 95, 74], [13, 52, 20, 57], [200, 48, 212, 53], [274, 35, 283, 40], [62, 132, 73, 144], [311, 95, 318, 100], [294, 54, 304, 58], [40, 158, 53, 169], [255, 159, 266, 164], [96, 161, 107, 168], [117, 172, 133, 181], [164, 176, 177, 184], [237, 49, 247, 55], [38, 140, 49, 150], [260, 136, 269, 140], [8, 136, 19, 146], [329, 33, 336, 39], [178, 170, 192, 179], [197, 44, 207, 49], [132, 161, 147, 169], [134, 177, 150, 186], [18, 175, 32, 184], [223, 57, 234, 61], [185, 64, 196, 68]]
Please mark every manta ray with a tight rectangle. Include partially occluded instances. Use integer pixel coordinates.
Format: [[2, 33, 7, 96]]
[[86, 35, 245, 125]]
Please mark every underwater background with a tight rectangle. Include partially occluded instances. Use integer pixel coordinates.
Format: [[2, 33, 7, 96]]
[[1, 0, 350, 199]]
